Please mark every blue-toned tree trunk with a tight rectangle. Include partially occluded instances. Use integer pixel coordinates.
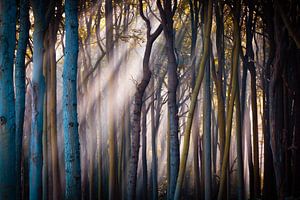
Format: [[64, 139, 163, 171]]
[[0, 0, 17, 199], [29, 0, 47, 199], [63, 0, 81, 199], [15, 0, 30, 199]]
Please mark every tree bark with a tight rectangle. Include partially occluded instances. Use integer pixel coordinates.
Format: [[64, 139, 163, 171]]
[[203, 45, 212, 200], [217, 3, 241, 199], [63, 0, 81, 199], [0, 0, 17, 199], [29, 0, 48, 199], [15, 0, 30, 199], [127, 2, 162, 199], [142, 103, 148, 200], [235, 71, 244, 200]]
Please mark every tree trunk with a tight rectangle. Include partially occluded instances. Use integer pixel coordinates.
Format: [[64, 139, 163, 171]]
[[30, 1, 48, 199], [269, 9, 286, 200], [217, 3, 241, 199], [189, 1, 201, 198], [214, 0, 226, 168], [15, 1, 30, 199], [262, 37, 277, 200], [63, 0, 81, 199], [151, 73, 162, 200], [250, 69, 260, 197], [142, 104, 148, 200], [157, 2, 180, 198], [235, 72, 244, 200], [49, 6, 63, 198], [203, 47, 212, 200], [127, 2, 162, 199], [0, 0, 17, 199], [165, 34, 180, 200]]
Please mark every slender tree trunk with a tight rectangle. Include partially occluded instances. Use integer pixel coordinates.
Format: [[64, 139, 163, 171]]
[[165, 34, 179, 200], [245, 1, 260, 194], [127, 2, 162, 199], [30, 1, 48, 199], [269, 10, 286, 200], [250, 68, 260, 197], [262, 38, 277, 199], [63, 0, 81, 199], [189, 2, 201, 198], [242, 3, 261, 198], [49, 8, 63, 198], [124, 103, 131, 199], [173, 0, 212, 198], [150, 87, 157, 200], [142, 103, 148, 200], [151, 75, 160, 200], [212, 110, 218, 196], [217, 3, 241, 199], [167, 111, 171, 199], [203, 48, 212, 200], [157, 2, 179, 198], [192, 124, 200, 200], [15, 1, 30, 199], [235, 72, 244, 200], [247, 108, 255, 200], [0, 0, 17, 199], [214, 5, 227, 197], [214, 0, 226, 167]]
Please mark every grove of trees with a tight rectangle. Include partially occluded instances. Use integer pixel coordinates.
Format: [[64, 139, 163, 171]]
[[0, 0, 299, 199]]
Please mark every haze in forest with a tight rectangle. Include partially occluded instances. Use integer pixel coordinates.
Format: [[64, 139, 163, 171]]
[[0, 0, 299, 200]]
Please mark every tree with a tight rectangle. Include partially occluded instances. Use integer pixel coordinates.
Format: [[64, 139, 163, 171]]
[[213, 0, 226, 171], [141, 103, 148, 200], [244, 1, 260, 196], [188, 1, 201, 198], [156, 1, 179, 198], [0, 0, 17, 199], [235, 67, 244, 200], [29, 0, 49, 199], [203, 40, 212, 200], [15, 0, 30, 199], [47, 2, 63, 199], [63, 0, 81, 199], [1, 0, 300, 199], [217, 1, 241, 199], [127, 1, 162, 199]]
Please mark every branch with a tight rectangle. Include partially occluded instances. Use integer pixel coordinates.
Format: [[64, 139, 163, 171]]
[[156, 0, 165, 20], [139, 0, 151, 31], [145, 0, 162, 22], [172, 0, 178, 17], [276, 0, 300, 48], [149, 24, 163, 42]]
